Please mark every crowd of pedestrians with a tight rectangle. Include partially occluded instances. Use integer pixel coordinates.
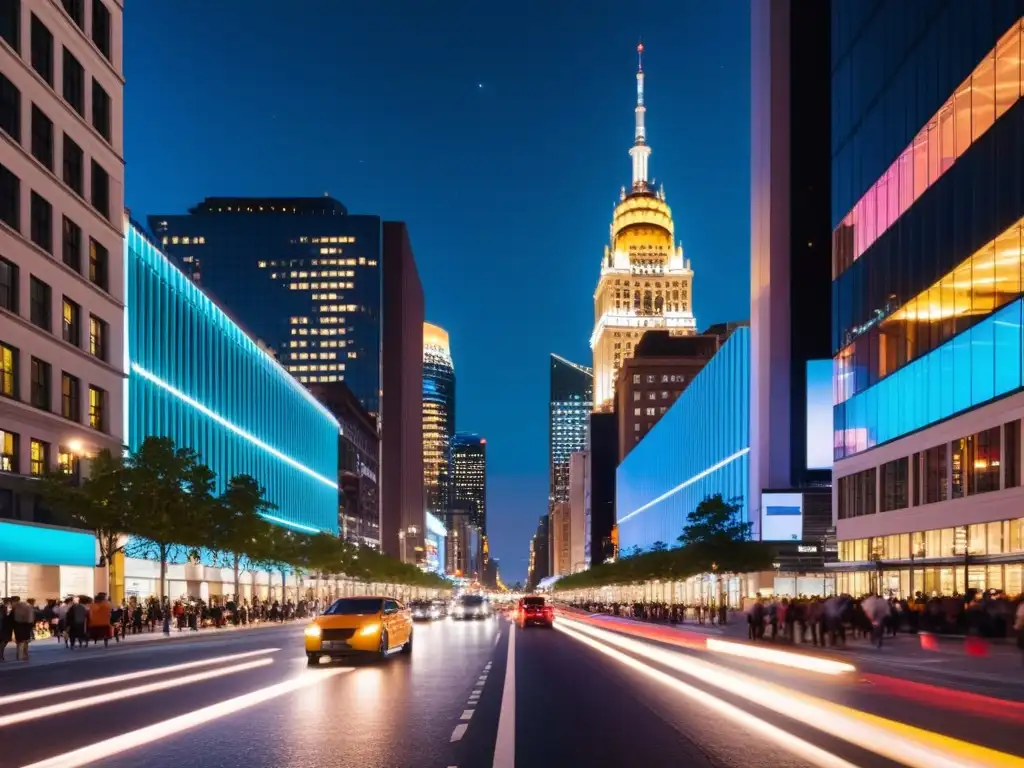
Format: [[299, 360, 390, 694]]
[[1, 592, 323, 662]]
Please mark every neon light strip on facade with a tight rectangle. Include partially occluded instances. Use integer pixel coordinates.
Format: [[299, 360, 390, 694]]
[[258, 513, 322, 535], [618, 447, 750, 525], [131, 363, 339, 491]]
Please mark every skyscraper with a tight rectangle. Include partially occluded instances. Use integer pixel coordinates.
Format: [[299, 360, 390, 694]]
[[591, 44, 696, 410], [148, 197, 382, 417], [423, 322, 455, 522], [452, 433, 486, 532], [549, 354, 592, 511]]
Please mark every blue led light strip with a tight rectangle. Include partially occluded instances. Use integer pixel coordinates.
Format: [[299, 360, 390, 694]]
[[259, 513, 322, 535], [131, 363, 339, 491], [617, 447, 750, 525]]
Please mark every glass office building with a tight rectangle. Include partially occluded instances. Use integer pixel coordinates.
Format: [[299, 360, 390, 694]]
[[549, 354, 592, 508], [148, 198, 382, 418], [423, 323, 455, 521], [616, 328, 750, 552], [126, 221, 340, 535], [830, 6, 1024, 597]]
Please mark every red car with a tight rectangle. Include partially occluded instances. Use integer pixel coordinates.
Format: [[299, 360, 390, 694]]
[[518, 596, 553, 628]]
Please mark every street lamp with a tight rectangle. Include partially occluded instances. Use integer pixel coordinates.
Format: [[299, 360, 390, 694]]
[[398, 529, 406, 564]]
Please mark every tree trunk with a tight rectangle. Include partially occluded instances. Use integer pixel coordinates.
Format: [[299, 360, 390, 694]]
[[281, 568, 288, 602], [158, 542, 168, 603]]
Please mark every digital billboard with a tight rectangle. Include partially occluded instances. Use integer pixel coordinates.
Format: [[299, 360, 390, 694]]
[[806, 360, 833, 470], [760, 491, 803, 542]]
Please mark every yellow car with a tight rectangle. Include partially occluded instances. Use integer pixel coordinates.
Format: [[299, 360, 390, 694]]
[[304, 596, 413, 665]]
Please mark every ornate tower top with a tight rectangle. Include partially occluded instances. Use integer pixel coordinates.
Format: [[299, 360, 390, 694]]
[[630, 41, 652, 192]]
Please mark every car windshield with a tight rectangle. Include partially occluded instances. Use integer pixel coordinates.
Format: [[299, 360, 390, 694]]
[[323, 598, 383, 616], [522, 597, 545, 607], [459, 595, 485, 605]]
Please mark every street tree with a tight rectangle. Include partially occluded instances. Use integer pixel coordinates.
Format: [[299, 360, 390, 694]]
[[650, 541, 668, 553], [210, 474, 277, 602], [677, 494, 750, 549]]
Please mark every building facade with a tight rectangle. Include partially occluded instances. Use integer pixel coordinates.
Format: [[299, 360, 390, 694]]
[[549, 354, 592, 511], [148, 197, 382, 417], [307, 381, 380, 549], [830, 5, 1024, 598], [591, 44, 696, 410], [423, 322, 455, 522], [0, 0, 124, 596], [550, 501, 571, 577], [588, 411, 617, 566], [452, 432, 486, 533], [127, 221, 340, 536], [615, 331, 720, 460], [568, 450, 590, 573], [381, 222, 425, 562], [527, 514, 550, 591], [616, 328, 750, 552]]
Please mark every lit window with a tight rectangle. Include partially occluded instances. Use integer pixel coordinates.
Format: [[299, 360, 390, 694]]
[[57, 445, 78, 477], [30, 438, 48, 475], [0, 428, 17, 471]]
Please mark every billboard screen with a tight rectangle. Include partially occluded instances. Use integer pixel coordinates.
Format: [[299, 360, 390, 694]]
[[760, 491, 804, 542], [806, 360, 833, 470]]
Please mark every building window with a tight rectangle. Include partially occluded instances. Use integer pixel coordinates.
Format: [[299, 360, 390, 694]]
[[633, 407, 640, 416], [30, 15, 53, 86], [62, 216, 81, 271], [62, 296, 80, 345], [0, 73, 20, 142], [57, 445, 79, 478], [966, 427, 1001, 496], [62, 0, 84, 28], [0, 341, 16, 398], [61, 372, 79, 421], [0, 256, 16, 312], [63, 135, 83, 195], [90, 160, 109, 220], [29, 438, 48, 475], [0, 0, 19, 53], [911, 452, 920, 506], [89, 314, 106, 360], [0, 428, 17, 472], [89, 239, 108, 290], [62, 49, 84, 115], [923, 444, 947, 504], [645, 407, 655, 416], [633, 391, 640, 402], [1006, 421, 1020, 489], [29, 276, 50, 331], [30, 106, 53, 170], [88, 385, 106, 431], [0, 162, 19, 231], [632, 374, 640, 384], [92, 0, 111, 60], [91, 79, 110, 142], [633, 423, 639, 432], [30, 357, 50, 410], [880, 457, 909, 512], [837, 467, 877, 520], [30, 191, 52, 253], [952, 438, 966, 499]]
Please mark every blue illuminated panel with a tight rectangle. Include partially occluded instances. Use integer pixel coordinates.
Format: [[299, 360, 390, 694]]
[[0, 520, 96, 567], [126, 223, 340, 535], [616, 328, 750, 552], [834, 298, 1024, 459]]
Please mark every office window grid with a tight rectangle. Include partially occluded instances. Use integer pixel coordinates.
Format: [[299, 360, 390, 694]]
[[126, 224, 340, 534]]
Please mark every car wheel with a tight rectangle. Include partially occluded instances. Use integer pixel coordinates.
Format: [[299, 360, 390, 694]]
[[306, 653, 320, 666], [401, 630, 413, 655], [378, 629, 390, 658]]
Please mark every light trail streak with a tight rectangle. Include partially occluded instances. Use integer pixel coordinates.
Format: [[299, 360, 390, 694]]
[[556, 623, 861, 768], [1, 648, 280, 706], [19, 668, 351, 768], [558, 617, 1024, 768], [1, 658, 273, 728], [705, 637, 856, 675]]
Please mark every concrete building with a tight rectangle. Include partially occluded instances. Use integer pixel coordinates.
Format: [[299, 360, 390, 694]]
[[615, 331, 719, 461], [550, 501, 571, 577], [568, 450, 590, 573], [0, 0, 124, 598]]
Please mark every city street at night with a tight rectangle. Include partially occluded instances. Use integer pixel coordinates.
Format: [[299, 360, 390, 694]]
[[3, 613, 1023, 768]]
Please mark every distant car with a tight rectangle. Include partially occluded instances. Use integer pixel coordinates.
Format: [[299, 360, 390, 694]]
[[304, 596, 413, 664], [451, 594, 490, 620], [518, 596, 553, 628], [409, 600, 443, 621]]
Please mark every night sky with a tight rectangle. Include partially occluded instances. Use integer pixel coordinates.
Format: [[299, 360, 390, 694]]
[[124, 1, 751, 583]]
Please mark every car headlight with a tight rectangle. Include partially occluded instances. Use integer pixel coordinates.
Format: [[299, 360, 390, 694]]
[[304, 625, 322, 638], [357, 622, 381, 637]]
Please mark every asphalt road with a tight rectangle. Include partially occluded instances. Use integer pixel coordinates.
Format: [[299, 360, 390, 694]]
[[0, 614, 1021, 768]]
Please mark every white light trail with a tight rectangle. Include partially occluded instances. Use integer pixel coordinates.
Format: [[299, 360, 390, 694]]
[[705, 637, 856, 675], [559, 617, 1022, 768], [556, 623, 860, 768], [1, 648, 280, 706], [19, 668, 351, 768], [1, 659, 273, 728]]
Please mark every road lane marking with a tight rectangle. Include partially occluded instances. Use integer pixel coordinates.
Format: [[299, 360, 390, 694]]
[[1, 659, 273, 728], [472, 689, 482, 695], [493, 633, 500, 647], [461, 709, 474, 720], [18, 668, 351, 768], [450, 723, 468, 742], [0, 648, 280, 706], [492, 624, 515, 768], [556, 623, 858, 768], [559, 617, 1024, 768]]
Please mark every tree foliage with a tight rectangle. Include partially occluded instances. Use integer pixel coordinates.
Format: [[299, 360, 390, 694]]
[[677, 494, 752, 548]]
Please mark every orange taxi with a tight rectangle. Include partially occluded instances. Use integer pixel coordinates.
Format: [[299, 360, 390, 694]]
[[304, 596, 413, 665]]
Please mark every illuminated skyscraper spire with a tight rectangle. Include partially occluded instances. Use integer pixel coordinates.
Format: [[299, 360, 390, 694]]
[[629, 41, 651, 191]]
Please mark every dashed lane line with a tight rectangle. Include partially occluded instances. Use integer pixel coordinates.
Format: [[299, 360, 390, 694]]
[[461, 709, 475, 720], [451, 723, 469, 742]]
